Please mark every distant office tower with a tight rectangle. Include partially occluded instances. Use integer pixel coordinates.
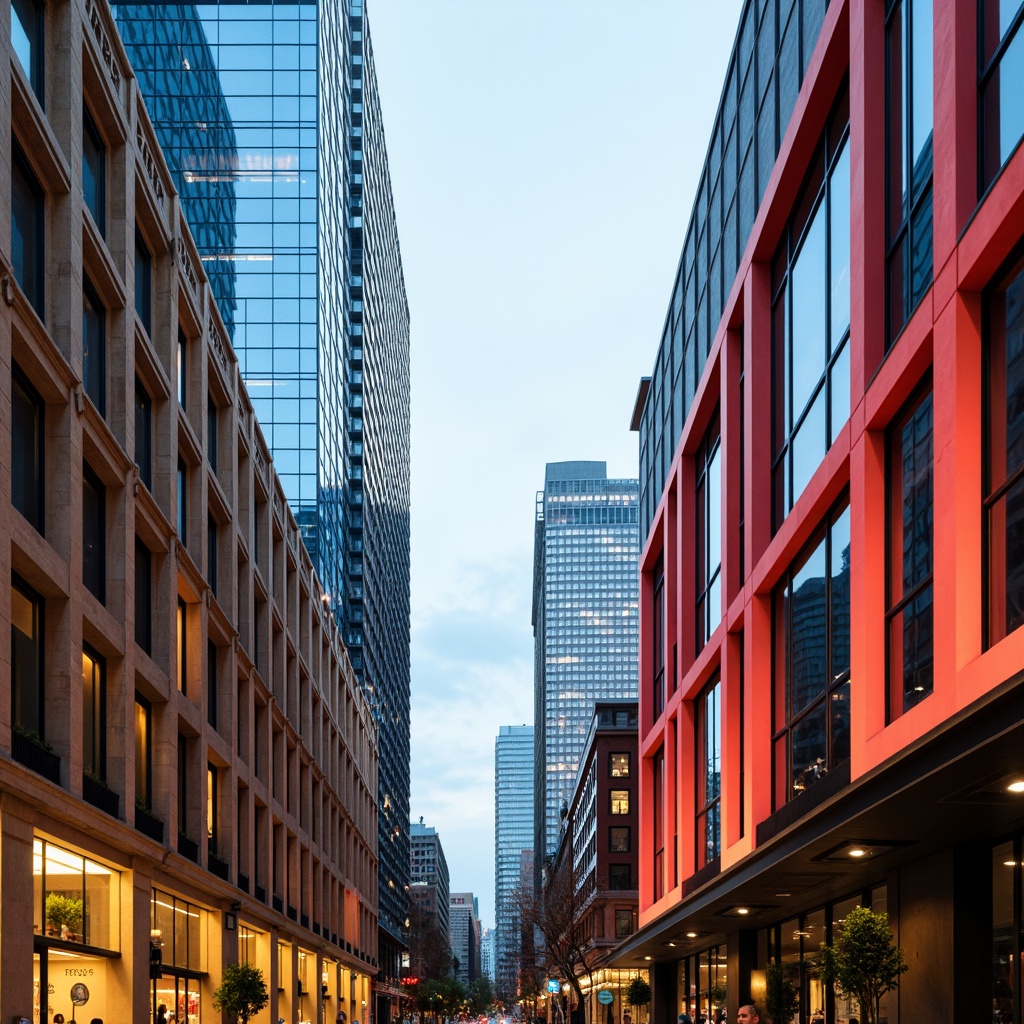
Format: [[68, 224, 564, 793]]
[[410, 818, 451, 946], [494, 724, 534, 1000], [449, 893, 481, 987], [533, 463, 639, 869], [480, 927, 495, 983], [112, 2, 411, 1013]]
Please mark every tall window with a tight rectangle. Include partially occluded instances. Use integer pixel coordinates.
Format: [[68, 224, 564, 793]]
[[208, 514, 218, 598], [12, 145, 44, 317], [615, 909, 634, 939], [980, 1, 1024, 191], [135, 538, 152, 655], [82, 277, 106, 415], [696, 412, 722, 650], [82, 463, 106, 603], [773, 501, 851, 807], [986, 254, 1024, 645], [652, 556, 665, 718], [886, 0, 934, 343], [887, 387, 934, 718], [609, 864, 632, 891], [135, 694, 152, 810], [695, 676, 721, 869], [207, 393, 218, 474], [772, 92, 851, 525], [12, 365, 44, 533], [652, 747, 664, 901], [11, 0, 43, 98], [177, 329, 187, 408], [177, 457, 187, 546], [178, 733, 189, 836], [207, 640, 218, 729], [177, 598, 187, 694], [207, 764, 219, 855], [82, 106, 105, 235], [82, 645, 105, 781], [135, 228, 152, 335], [11, 576, 44, 735], [135, 379, 152, 490]]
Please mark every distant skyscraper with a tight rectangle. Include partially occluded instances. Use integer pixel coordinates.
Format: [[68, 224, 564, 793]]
[[480, 927, 495, 983], [410, 818, 450, 946], [113, 2, 411, 1012], [533, 462, 639, 870], [494, 724, 534, 1000], [449, 893, 481, 987]]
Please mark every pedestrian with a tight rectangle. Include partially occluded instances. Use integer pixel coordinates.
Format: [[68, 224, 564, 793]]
[[157, 1005, 168, 1024], [679, 1013, 694, 1024], [735, 1007, 759, 1024]]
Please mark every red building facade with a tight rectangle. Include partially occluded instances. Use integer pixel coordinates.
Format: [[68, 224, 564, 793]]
[[620, 1, 1024, 1022]]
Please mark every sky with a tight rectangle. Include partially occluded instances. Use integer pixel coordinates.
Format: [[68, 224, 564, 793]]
[[368, 1, 745, 928]]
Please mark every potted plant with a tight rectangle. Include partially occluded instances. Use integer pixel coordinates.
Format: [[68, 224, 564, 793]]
[[625, 977, 651, 1024], [765, 963, 798, 1024], [213, 962, 270, 1024], [819, 906, 907, 1024], [45, 892, 83, 940]]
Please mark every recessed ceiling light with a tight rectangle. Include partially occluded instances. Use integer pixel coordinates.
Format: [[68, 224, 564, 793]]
[[1007, 780, 1024, 794], [736, 907, 750, 915], [644, 956, 652, 961], [848, 847, 868, 858], [1004, 860, 1018, 867], [668, 942, 676, 947], [685, 931, 698, 939]]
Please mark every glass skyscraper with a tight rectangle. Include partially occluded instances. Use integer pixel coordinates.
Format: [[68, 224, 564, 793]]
[[113, 0, 411, 1007], [532, 462, 639, 872], [494, 723, 534, 1000]]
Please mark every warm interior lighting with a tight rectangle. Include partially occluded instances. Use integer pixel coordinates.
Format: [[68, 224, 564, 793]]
[[848, 847, 868, 858], [685, 931, 698, 938], [1007, 780, 1024, 794], [736, 907, 750, 915], [643, 956, 652, 961]]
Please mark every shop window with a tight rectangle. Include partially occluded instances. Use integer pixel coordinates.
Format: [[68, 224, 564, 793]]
[[177, 598, 187, 694], [82, 645, 105, 781], [652, 555, 665, 718], [11, 0, 43, 99], [151, 887, 207, 1024], [985, 254, 1024, 646], [12, 144, 45, 318], [609, 826, 630, 853], [610, 789, 630, 815], [695, 675, 721, 869], [609, 752, 630, 777], [82, 277, 106, 415], [696, 411, 722, 650], [887, 387, 934, 718], [11, 575, 44, 736], [980, 1, 1024, 191], [82, 105, 105, 235], [608, 864, 632, 891], [135, 538, 152, 655], [772, 500, 851, 807], [886, 0, 934, 343], [992, 837, 1020, 1024], [12, 364, 45, 533], [33, 837, 119, 949], [135, 378, 152, 490], [135, 228, 152, 336], [772, 92, 851, 526], [135, 693, 152, 811], [82, 463, 106, 603]]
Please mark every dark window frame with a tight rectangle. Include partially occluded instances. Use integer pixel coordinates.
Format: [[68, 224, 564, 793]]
[[82, 104, 106, 236], [11, 0, 44, 99], [11, 142, 45, 317], [82, 643, 106, 781], [886, 382, 935, 720], [82, 462, 106, 604], [772, 496, 852, 808], [135, 378, 152, 490], [135, 693, 152, 809], [12, 363, 45, 533], [652, 555, 666, 719], [135, 538, 152, 655], [82, 275, 106, 415], [11, 575, 45, 736], [695, 674, 722, 870], [609, 752, 630, 778], [608, 863, 632, 892], [978, 1, 1024, 194], [609, 826, 631, 853], [135, 227, 152, 336]]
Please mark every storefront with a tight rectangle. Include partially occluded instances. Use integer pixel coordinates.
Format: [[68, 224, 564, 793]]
[[150, 889, 211, 1024]]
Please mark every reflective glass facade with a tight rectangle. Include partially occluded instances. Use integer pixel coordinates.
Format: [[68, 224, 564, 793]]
[[114, 0, 411, 972], [494, 724, 534, 1000], [532, 463, 639, 869]]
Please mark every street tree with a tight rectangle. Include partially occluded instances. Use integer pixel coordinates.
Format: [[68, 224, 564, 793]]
[[212, 962, 269, 1024]]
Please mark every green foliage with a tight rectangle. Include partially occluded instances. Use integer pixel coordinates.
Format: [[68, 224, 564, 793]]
[[415, 977, 466, 1019], [213, 962, 269, 1024], [819, 906, 907, 1024], [625, 978, 651, 1010], [469, 978, 494, 1015], [765, 963, 798, 1024], [45, 893, 83, 932]]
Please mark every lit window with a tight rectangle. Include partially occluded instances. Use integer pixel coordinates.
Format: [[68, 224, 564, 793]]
[[82, 645, 105, 780], [609, 753, 630, 777], [177, 598, 187, 694], [610, 789, 630, 815]]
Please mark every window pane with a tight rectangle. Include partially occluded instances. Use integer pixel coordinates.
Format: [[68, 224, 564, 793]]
[[988, 476, 1024, 640], [136, 380, 152, 490], [892, 584, 934, 710], [83, 108, 105, 234], [11, 0, 41, 95], [12, 368, 44, 532], [790, 534, 827, 714], [911, 0, 933, 177], [791, 385, 827, 502], [790, 203, 827, 420], [830, 506, 852, 678], [830, 339, 851, 441], [12, 149, 44, 316], [830, 140, 851, 350], [83, 282, 106, 415], [984, 26, 1024, 183], [790, 701, 827, 796], [992, 840, 1015, 1024], [830, 679, 851, 765], [899, 393, 934, 593], [11, 579, 43, 733], [83, 466, 105, 603]]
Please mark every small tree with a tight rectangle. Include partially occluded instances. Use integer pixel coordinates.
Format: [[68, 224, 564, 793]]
[[764, 962, 799, 1024], [625, 977, 651, 1022], [213, 962, 269, 1024], [819, 906, 907, 1024]]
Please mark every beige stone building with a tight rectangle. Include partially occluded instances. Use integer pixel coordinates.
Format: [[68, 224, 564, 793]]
[[1, 0, 379, 1021]]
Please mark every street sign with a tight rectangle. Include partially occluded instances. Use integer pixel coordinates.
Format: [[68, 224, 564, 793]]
[[597, 991, 614, 1005], [547, 980, 560, 994]]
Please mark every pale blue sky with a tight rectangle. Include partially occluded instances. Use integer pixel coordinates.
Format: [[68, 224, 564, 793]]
[[369, 1, 744, 928]]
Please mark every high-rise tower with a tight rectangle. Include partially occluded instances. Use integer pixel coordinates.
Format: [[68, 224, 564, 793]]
[[494, 723, 534, 1000], [532, 462, 639, 872], [112, 1, 411, 1014]]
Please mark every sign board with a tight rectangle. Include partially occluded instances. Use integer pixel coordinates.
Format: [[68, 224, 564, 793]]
[[597, 991, 614, 1005], [547, 980, 560, 994]]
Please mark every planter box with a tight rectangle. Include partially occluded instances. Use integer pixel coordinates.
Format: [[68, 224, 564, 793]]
[[83, 774, 120, 818], [208, 852, 229, 880], [135, 807, 164, 843], [13, 732, 61, 785], [178, 834, 199, 862]]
